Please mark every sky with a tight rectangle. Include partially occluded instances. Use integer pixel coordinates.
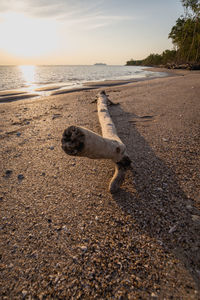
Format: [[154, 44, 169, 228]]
[[0, 0, 184, 65]]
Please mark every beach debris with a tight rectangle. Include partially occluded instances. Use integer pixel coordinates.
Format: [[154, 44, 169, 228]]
[[191, 215, 200, 223], [79, 245, 88, 252], [157, 187, 163, 192], [186, 204, 193, 210], [16, 132, 21, 137], [151, 292, 158, 299], [91, 98, 98, 104], [17, 174, 24, 181], [62, 225, 68, 231], [21, 290, 28, 298], [168, 224, 177, 234], [61, 91, 132, 193], [4, 170, 13, 178], [49, 146, 54, 150], [52, 113, 62, 120]]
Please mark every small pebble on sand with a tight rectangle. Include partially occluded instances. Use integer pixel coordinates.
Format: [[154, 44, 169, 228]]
[[18, 174, 24, 181], [5, 170, 13, 177]]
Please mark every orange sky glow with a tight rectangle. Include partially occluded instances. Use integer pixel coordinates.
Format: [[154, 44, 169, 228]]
[[0, 0, 184, 65]]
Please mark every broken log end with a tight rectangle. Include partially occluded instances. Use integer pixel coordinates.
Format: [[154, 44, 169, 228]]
[[61, 126, 85, 156]]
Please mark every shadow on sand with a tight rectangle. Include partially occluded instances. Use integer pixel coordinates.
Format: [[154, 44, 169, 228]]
[[109, 103, 200, 291]]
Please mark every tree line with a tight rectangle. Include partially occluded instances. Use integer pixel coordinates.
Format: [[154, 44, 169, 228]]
[[126, 0, 200, 68]]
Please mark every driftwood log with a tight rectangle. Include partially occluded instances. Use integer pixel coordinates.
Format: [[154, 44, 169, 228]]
[[61, 91, 132, 193]]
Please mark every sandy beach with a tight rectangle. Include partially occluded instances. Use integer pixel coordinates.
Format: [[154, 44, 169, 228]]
[[0, 69, 200, 299]]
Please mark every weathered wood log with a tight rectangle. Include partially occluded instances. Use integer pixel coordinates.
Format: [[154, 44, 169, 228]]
[[61, 91, 132, 193]]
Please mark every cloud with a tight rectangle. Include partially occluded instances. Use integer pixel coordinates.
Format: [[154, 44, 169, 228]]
[[64, 14, 134, 31], [0, 0, 105, 18], [0, 0, 133, 20], [0, 0, 23, 12], [0, 0, 134, 32]]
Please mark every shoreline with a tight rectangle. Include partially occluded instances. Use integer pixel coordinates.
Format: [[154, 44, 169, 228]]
[[1, 66, 195, 104], [0, 68, 200, 298], [0, 67, 170, 103]]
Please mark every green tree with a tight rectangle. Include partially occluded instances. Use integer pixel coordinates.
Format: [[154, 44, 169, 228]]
[[143, 54, 163, 66], [126, 0, 200, 67], [162, 50, 177, 64], [182, 0, 200, 61], [169, 0, 200, 63], [181, 0, 200, 15]]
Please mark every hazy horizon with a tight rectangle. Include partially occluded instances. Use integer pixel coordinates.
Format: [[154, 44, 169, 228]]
[[0, 0, 184, 65], [0, 63, 139, 66]]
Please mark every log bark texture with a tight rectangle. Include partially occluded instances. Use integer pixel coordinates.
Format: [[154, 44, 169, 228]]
[[61, 91, 131, 193]]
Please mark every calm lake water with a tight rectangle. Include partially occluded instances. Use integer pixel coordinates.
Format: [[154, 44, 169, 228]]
[[0, 65, 167, 92]]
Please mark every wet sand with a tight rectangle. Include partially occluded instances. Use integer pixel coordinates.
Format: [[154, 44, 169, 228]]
[[0, 70, 169, 103], [0, 69, 200, 299]]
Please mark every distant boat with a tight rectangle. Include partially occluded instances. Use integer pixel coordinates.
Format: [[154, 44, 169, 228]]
[[94, 63, 107, 66]]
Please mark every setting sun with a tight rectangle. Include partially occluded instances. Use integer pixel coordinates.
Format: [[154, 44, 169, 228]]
[[0, 12, 59, 58]]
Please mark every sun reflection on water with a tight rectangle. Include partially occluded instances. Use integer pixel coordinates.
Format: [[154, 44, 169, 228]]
[[19, 65, 36, 90]]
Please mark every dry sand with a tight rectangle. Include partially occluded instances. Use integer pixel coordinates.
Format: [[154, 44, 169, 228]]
[[0, 69, 200, 299]]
